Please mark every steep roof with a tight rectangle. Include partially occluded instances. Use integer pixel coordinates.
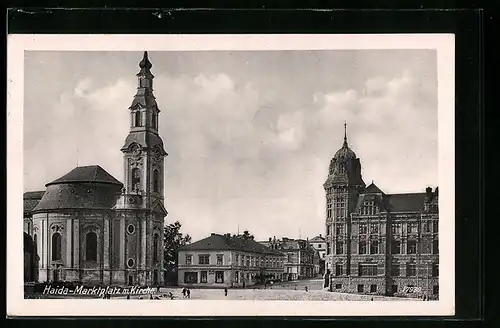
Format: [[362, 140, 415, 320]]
[[46, 165, 122, 187], [179, 234, 282, 255], [23, 191, 45, 215], [365, 182, 384, 194], [384, 193, 426, 212]]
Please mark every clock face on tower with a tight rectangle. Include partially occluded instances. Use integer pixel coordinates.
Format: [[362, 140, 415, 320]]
[[130, 143, 141, 157]]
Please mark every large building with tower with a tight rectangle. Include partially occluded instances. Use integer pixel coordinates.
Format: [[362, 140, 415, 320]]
[[23, 52, 168, 286], [324, 124, 439, 299]]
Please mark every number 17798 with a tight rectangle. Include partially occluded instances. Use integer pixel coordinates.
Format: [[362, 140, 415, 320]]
[[402, 286, 422, 293]]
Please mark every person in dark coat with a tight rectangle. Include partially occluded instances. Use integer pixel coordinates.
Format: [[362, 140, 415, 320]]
[[224, 288, 228, 296], [186, 289, 191, 298], [182, 288, 186, 298]]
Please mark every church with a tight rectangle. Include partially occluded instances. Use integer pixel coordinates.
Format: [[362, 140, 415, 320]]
[[324, 124, 439, 299], [23, 52, 168, 286]]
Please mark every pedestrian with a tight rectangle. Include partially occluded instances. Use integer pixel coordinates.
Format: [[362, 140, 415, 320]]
[[371, 297, 374, 301], [150, 294, 153, 300], [187, 289, 191, 299], [242, 281, 246, 289], [168, 292, 174, 300], [182, 288, 186, 298], [423, 295, 427, 301], [305, 286, 308, 292], [126, 294, 130, 300], [224, 287, 228, 296]]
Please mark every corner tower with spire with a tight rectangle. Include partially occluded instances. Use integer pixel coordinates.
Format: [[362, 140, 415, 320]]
[[114, 51, 168, 286], [323, 122, 365, 288]]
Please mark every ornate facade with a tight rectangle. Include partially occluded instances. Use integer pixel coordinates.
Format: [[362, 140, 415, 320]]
[[23, 52, 168, 286], [324, 124, 439, 299]]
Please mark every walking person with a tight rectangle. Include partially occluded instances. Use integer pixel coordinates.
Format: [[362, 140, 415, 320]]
[[224, 287, 228, 297], [182, 288, 186, 298], [186, 288, 191, 299]]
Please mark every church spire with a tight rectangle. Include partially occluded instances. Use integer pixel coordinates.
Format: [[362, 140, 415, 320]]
[[343, 121, 348, 148], [137, 51, 153, 75]]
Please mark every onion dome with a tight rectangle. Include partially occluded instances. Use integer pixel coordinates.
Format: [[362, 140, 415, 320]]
[[334, 122, 356, 162]]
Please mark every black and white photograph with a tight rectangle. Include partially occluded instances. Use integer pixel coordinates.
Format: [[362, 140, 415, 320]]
[[8, 34, 455, 316]]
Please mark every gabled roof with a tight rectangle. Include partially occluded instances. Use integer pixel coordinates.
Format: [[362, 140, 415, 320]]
[[179, 234, 282, 255], [23, 191, 45, 215], [46, 165, 122, 187], [365, 182, 384, 194], [310, 235, 325, 242], [384, 193, 426, 212]]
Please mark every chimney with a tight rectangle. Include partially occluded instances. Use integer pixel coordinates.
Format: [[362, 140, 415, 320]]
[[319, 234, 322, 237], [211, 233, 216, 236], [425, 187, 432, 200]]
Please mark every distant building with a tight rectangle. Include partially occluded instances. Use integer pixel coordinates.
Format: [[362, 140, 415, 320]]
[[310, 235, 326, 276], [22, 52, 168, 286], [177, 233, 284, 288], [260, 237, 316, 280], [323, 124, 439, 299]]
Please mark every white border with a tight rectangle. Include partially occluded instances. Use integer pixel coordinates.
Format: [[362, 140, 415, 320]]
[[7, 34, 455, 317]]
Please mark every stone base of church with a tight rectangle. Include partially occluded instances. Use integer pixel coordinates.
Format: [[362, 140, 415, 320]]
[[37, 268, 163, 287]]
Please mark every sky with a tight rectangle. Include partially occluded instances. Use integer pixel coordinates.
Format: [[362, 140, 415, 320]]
[[23, 50, 438, 242]]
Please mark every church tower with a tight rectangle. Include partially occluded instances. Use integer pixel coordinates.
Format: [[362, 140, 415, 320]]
[[323, 123, 365, 287], [114, 51, 168, 286]]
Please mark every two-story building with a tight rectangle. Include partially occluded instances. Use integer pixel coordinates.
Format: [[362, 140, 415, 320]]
[[177, 233, 284, 288]]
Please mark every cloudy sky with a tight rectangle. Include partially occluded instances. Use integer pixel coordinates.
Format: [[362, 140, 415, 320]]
[[23, 50, 437, 241]]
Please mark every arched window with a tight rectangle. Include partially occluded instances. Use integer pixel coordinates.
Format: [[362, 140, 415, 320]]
[[153, 234, 159, 263], [132, 168, 141, 191], [85, 232, 98, 261], [52, 233, 62, 261], [135, 111, 142, 127], [153, 169, 160, 193], [152, 112, 158, 130]]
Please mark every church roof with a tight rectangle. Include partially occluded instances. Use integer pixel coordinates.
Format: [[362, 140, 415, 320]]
[[384, 193, 426, 212], [32, 182, 122, 213], [121, 131, 167, 153], [180, 234, 283, 256], [23, 191, 45, 215], [46, 165, 122, 187]]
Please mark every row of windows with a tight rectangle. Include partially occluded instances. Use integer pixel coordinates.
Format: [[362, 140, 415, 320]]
[[392, 221, 439, 233], [133, 110, 158, 130], [333, 284, 439, 295], [327, 222, 438, 236], [391, 240, 439, 255], [185, 254, 283, 268], [325, 239, 438, 255], [131, 168, 161, 193], [45, 231, 160, 263], [332, 263, 438, 277]]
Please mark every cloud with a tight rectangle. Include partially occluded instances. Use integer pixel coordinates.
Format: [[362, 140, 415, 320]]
[[23, 52, 437, 242]]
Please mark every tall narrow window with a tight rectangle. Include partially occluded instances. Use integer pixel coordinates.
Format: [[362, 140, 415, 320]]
[[33, 234, 37, 250], [152, 113, 158, 129], [132, 168, 141, 192], [153, 169, 160, 193], [85, 232, 97, 261], [52, 233, 62, 261], [135, 111, 142, 127], [153, 234, 159, 263]]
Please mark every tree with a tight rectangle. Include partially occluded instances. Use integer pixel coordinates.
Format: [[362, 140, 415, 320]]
[[232, 230, 254, 240], [163, 221, 191, 283]]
